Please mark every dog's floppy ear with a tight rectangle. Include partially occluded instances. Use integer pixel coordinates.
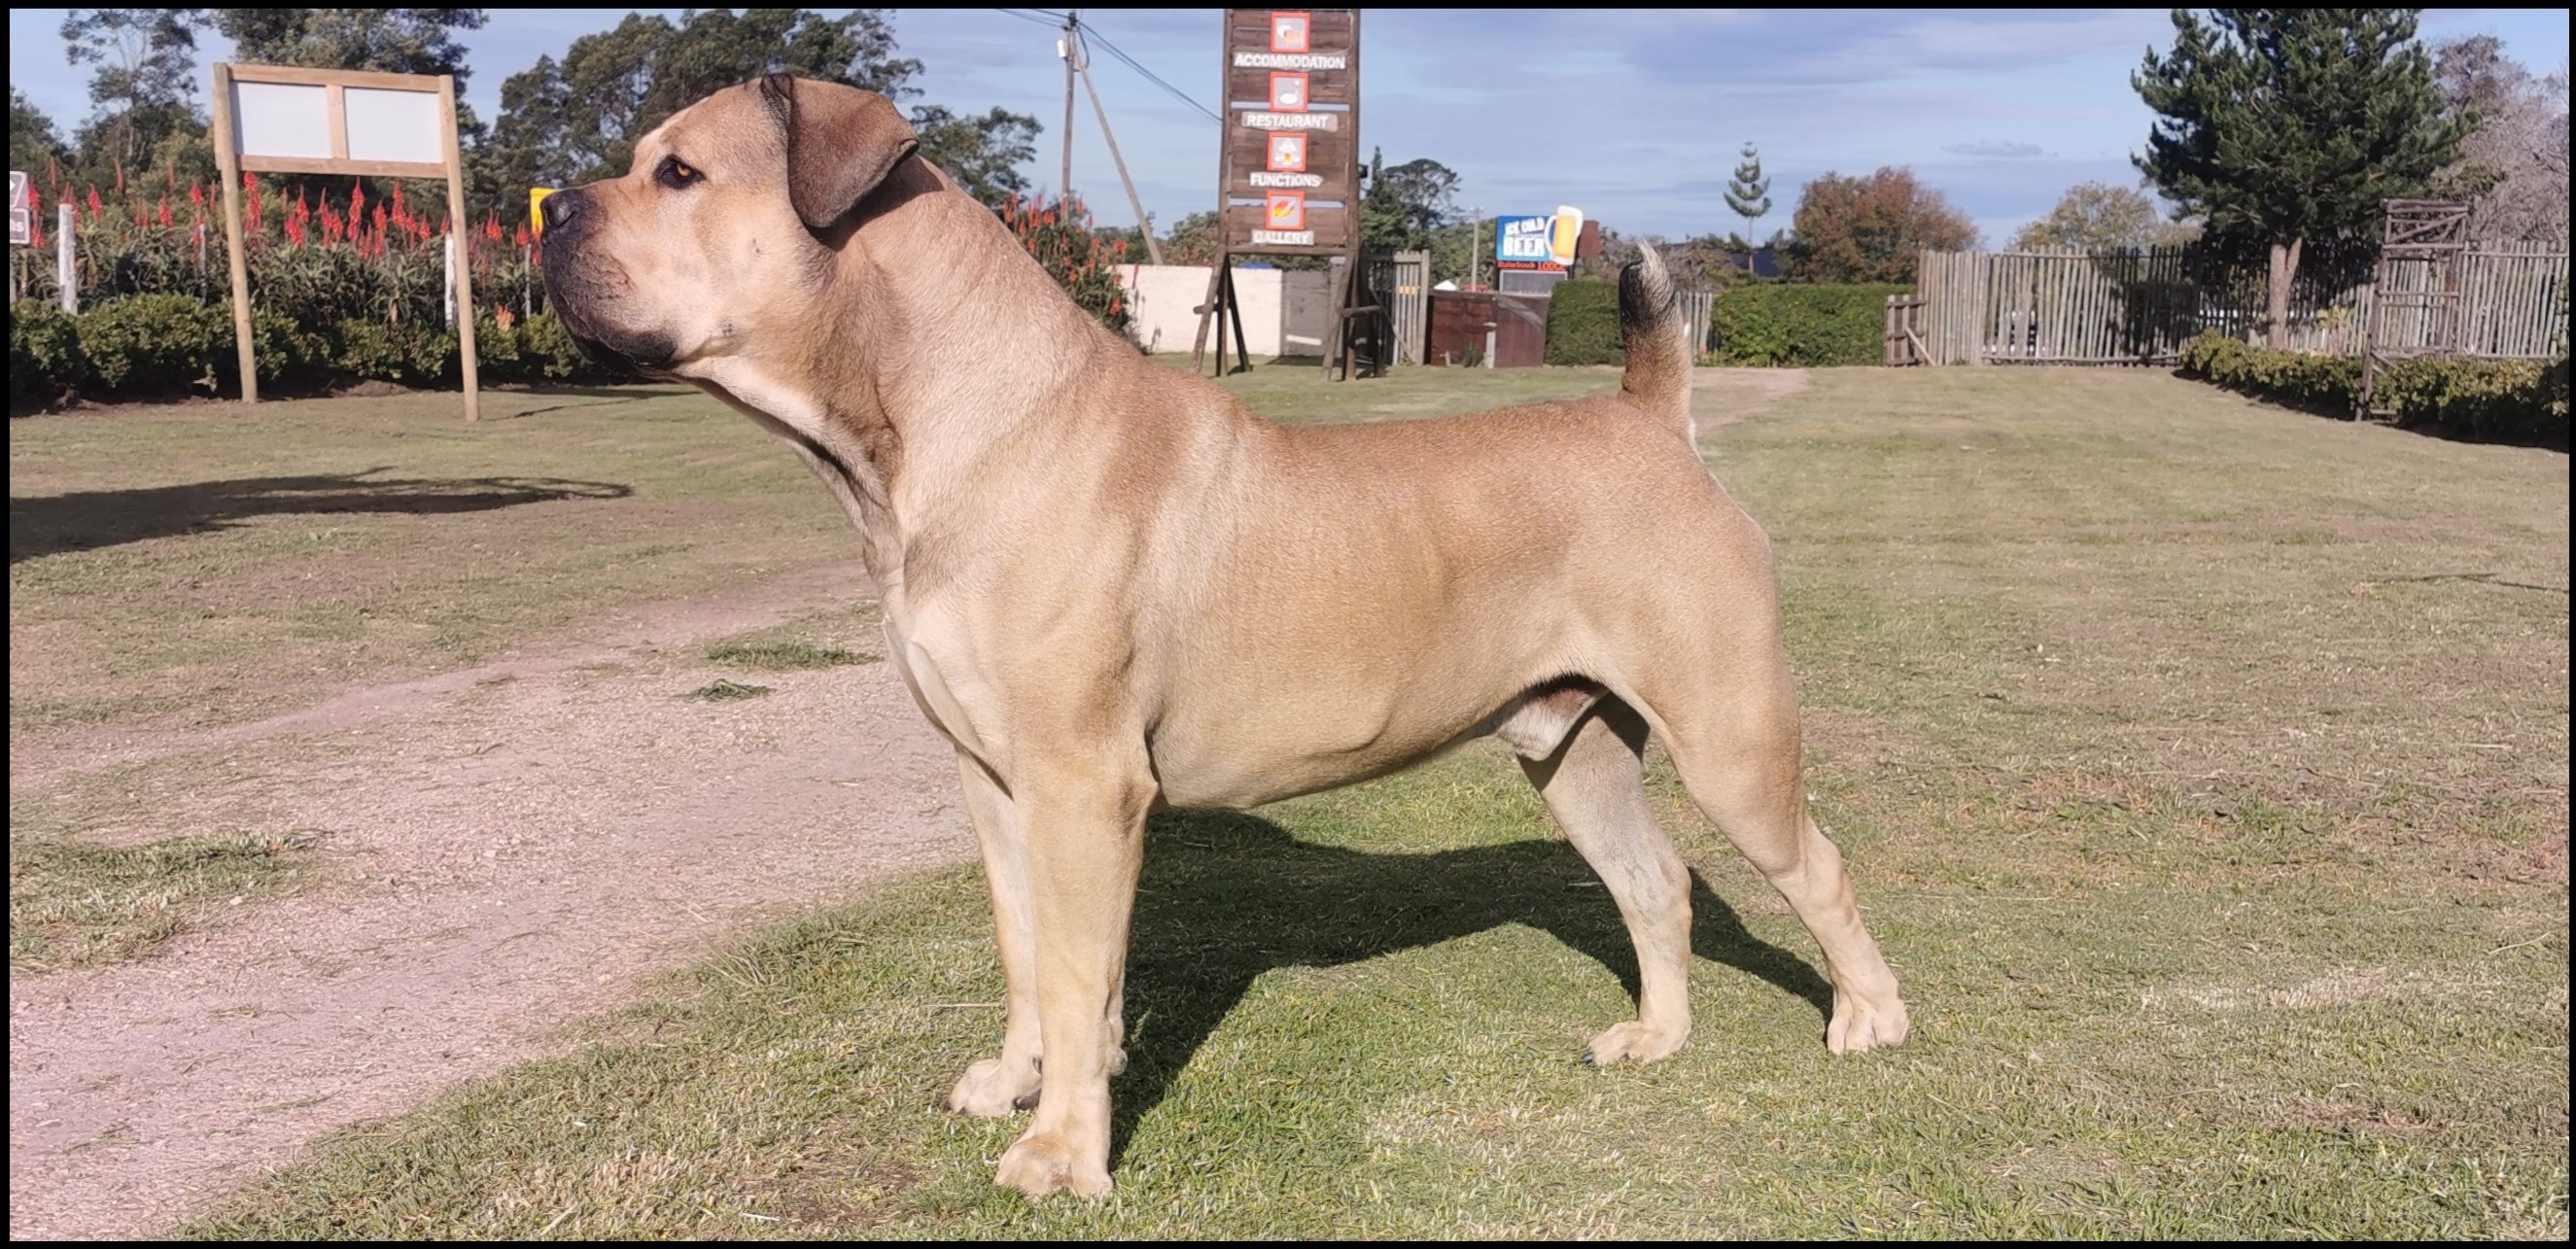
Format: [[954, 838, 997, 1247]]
[[758, 73, 920, 231]]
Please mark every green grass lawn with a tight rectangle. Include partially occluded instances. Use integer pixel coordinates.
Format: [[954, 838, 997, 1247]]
[[15, 365, 2569, 1236]]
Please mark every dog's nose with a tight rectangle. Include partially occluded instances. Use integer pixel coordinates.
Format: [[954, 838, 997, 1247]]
[[544, 188, 588, 232]]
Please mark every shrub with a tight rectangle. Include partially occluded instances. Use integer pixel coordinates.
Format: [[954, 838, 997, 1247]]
[[333, 319, 458, 389], [2178, 330, 2561, 438], [2375, 356, 2551, 438], [515, 312, 598, 382], [12, 302, 87, 411], [1002, 193, 1131, 334], [1706, 283, 1909, 367], [2176, 331, 2357, 410], [77, 295, 228, 398], [1544, 278, 1621, 365], [245, 312, 334, 393]]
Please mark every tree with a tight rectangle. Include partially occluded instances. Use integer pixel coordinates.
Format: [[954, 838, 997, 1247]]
[[1781, 167, 1979, 283], [60, 9, 206, 181], [207, 10, 486, 79], [1160, 209, 1219, 266], [12, 88, 71, 185], [1359, 148, 1459, 253], [2134, 9, 2464, 347], [2008, 182, 2197, 251], [2429, 35, 2568, 245], [1723, 142, 1772, 241], [482, 9, 1028, 228], [913, 104, 1040, 206]]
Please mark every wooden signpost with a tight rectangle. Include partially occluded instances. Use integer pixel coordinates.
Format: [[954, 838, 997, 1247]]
[[1193, 9, 1374, 379], [210, 62, 479, 420]]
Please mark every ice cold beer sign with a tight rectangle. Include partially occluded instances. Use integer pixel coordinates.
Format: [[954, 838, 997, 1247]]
[[1222, 9, 1357, 252]]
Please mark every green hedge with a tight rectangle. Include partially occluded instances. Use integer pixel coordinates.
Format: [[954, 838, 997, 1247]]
[[1706, 283, 1908, 367], [2178, 330, 2564, 438], [10, 296, 614, 411], [1544, 278, 1622, 365]]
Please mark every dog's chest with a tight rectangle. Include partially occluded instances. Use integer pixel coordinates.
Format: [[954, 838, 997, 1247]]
[[880, 603, 1004, 768]]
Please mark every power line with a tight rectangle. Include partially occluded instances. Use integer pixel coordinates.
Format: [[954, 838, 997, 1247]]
[[995, 10, 1220, 124], [1076, 18, 1222, 124]]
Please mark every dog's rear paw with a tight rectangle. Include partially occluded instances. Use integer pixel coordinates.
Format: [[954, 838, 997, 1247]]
[[1582, 1019, 1688, 1065], [994, 1129, 1112, 1198], [1827, 994, 1910, 1054], [946, 1057, 1041, 1117]]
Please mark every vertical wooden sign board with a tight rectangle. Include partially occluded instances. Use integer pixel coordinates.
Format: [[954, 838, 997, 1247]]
[[211, 62, 480, 420], [1193, 9, 1373, 379]]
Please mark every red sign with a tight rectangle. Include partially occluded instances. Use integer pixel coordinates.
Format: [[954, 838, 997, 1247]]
[[1269, 71, 1308, 111], [1267, 132, 1307, 172], [1270, 11, 1310, 52], [1266, 191, 1306, 230]]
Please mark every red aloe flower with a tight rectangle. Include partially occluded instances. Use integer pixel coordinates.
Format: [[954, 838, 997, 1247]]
[[373, 204, 388, 237], [284, 213, 304, 246], [190, 182, 204, 206], [157, 198, 172, 227], [87, 187, 103, 216], [512, 225, 530, 247], [115, 163, 125, 196]]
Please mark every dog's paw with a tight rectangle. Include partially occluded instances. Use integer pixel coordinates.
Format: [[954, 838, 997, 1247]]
[[994, 1129, 1112, 1198], [946, 1057, 1041, 1118], [1582, 1019, 1689, 1066], [1826, 994, 1910, 1054]]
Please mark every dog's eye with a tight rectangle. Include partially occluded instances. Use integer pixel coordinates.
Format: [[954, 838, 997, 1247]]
[[656, 156, 703, 190]]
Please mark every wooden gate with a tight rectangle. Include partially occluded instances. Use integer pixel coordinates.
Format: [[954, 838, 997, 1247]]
[[2357, 199, 2470, 420], [1494, 293, 1549, 367], [1884, 292, 1929, 364], [1371, 249, 1429, 364]]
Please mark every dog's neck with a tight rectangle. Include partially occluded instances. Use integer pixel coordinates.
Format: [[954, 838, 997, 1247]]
[[687, 160, 1133, 592]]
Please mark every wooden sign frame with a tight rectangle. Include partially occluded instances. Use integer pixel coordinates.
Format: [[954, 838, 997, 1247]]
[[1194, 8, 1375, 380], [210, 62, 480, 419]]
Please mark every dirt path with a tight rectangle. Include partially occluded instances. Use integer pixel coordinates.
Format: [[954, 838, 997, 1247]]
[[7, 567, 974, 1241]]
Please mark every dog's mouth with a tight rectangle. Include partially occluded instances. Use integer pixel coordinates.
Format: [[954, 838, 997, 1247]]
[[539, 245, 679, 376]]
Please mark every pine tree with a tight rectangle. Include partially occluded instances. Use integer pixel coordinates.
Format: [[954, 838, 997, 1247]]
[[2134, 9, 2464, 347], [1723, 142, 1772, 245]]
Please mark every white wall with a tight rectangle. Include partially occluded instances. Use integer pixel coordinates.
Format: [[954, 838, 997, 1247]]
[[1117, 263, 1335, 359]]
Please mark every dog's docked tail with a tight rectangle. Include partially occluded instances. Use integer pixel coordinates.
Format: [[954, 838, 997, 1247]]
[[1618, 245, 1693, 441]]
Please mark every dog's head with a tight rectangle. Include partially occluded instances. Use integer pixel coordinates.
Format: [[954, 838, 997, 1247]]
[[539, 75, 919, 376]]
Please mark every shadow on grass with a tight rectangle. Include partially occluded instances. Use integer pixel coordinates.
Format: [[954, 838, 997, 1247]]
[[1109, 810, 1830, 1165], [9, 468, 632, 563]]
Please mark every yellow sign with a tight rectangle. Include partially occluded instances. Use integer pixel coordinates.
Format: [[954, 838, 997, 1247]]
[[530, 187, 556, 235], [1548, 205, 1584, 269]]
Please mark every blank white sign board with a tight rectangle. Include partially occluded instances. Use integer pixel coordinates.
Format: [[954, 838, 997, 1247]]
[[231, 81, 331, 159], [344, 87, 442, 164]]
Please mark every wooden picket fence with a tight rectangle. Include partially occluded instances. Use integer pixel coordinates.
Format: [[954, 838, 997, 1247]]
[[1900, 245, 2567, 365]]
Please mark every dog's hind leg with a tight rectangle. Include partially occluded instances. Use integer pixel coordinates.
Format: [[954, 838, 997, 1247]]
[[1515, 695, 1695, 1065], [1650, 661, 1910, 1055], [945, 751, 1047, 1116]]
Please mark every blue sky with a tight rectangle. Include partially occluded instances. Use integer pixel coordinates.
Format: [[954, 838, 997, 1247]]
[[11, 8, 2568, 244]]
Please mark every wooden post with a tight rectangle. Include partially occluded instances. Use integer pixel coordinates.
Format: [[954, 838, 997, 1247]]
[[211, 63, 258, 401], [441, 74, 480, 422]]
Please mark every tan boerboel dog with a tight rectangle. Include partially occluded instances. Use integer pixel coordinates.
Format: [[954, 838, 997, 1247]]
[[540, 74, 1909, 1198]]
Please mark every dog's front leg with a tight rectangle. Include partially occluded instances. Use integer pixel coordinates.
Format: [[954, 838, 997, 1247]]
[[992, 754, 1152, 1199], [946, 751, 1045, 1116]]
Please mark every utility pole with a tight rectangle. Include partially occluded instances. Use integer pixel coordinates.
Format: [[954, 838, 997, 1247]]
[[1074, 29, 1166, 265], [1471, 206, 1482, 290], [1060, 10, 1079, 205]]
